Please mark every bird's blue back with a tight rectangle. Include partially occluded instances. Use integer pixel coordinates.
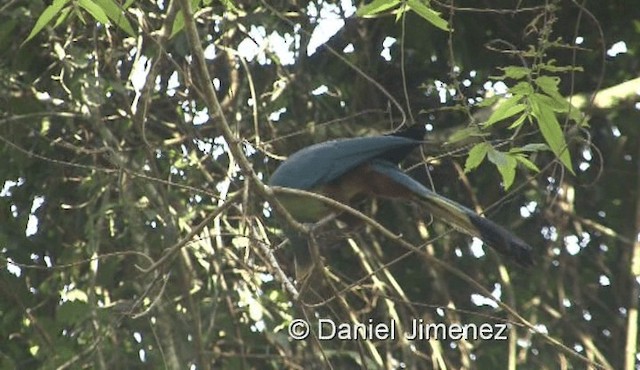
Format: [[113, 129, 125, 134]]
[[269, 136, 420, 190]]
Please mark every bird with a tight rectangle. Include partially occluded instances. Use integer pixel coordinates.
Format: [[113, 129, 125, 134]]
[[268, 125, 533, 268]]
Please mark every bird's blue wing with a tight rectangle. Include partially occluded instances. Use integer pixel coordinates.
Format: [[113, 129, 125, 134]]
[[269, 136, 419, 190]]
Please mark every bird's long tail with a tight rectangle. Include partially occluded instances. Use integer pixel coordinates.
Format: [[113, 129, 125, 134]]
[[369, 161, 533, 266]]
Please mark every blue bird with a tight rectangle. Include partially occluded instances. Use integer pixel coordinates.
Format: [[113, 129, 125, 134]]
[[269, 125, 533, 268]]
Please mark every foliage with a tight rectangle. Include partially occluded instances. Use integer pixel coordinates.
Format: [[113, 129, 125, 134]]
[[1, 0, 640, 369], [357, 0, 449, 31]]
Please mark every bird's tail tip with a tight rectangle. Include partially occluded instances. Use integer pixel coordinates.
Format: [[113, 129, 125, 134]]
[[509, 238, 535, 267], [469, 215, 534, 267]]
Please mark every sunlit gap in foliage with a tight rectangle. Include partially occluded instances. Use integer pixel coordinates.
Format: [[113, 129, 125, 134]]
[[129, 51, 150, 113], [611, 125, 621, 137], [9, 254, 53, 280], [237, 1, 355, 65], [59, 283, 88, 304], [204, 43, 216, 60], [542, 225, 558, 242], [306, 0, 356, 55], [183, 103, 209, 126], [311, 85, 329, 96], [237, 25, 298, 65], [2, 179, 44, 239], [269, 107, 287, 121], [470, 283, 501, 308], [25, 196, 44, 237], [381, 36, 396, 61], [606, 41, 628, 57], [5, 258, 21, 277], [483, 80, 509, 96], [563, 233, 590, 256], [132, 332, 147, 362], [167, 70, 180, 97], [520, 201, 537, 218], [469, 237, 485, 259], [129, 48, 185, 108], [194, 135, 255, 196], [1, 178, 24, 197], [262, 201, 272, 218], [579, 147, 592, 171]]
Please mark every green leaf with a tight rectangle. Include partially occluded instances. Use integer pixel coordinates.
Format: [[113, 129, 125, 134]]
[[533, 92, 568, 112], [446, 126, 488, 144], [487, 148, 517, 189], [171, 12, 185, 38], [511, 143, 549, 152], [535, 76, 566, 102], [54, 6, 73, 28], [24, 0, 71, 44], [540, 64, 584, 73], [487, 103, 525, 127], [535, 79, 585, 124], [530, 97, 575, 174], [513, 154, 540, 172], [356, 0, 401, 17], [535, 75, 559, 92], [94, 0, 135, 36], [476, 95, 500, 107], [497, 66, 530, 79], [395, 4, 406, 22], [509, 81, 534, 96], [486, 147, 508, 167], [538, 59, 584, 73], [507, 112, 528, 129], [465, 142, 490, 172], [219, 0, 239, 11], [79, 0, 110, 25], [483, 95, 524, 127], [534, 76, 585, 124], [171, 0, 202, 38], [406, 0, 449, 31]]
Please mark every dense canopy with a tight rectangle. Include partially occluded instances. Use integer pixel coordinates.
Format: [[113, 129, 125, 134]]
[[1, 0, 639, 369]]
